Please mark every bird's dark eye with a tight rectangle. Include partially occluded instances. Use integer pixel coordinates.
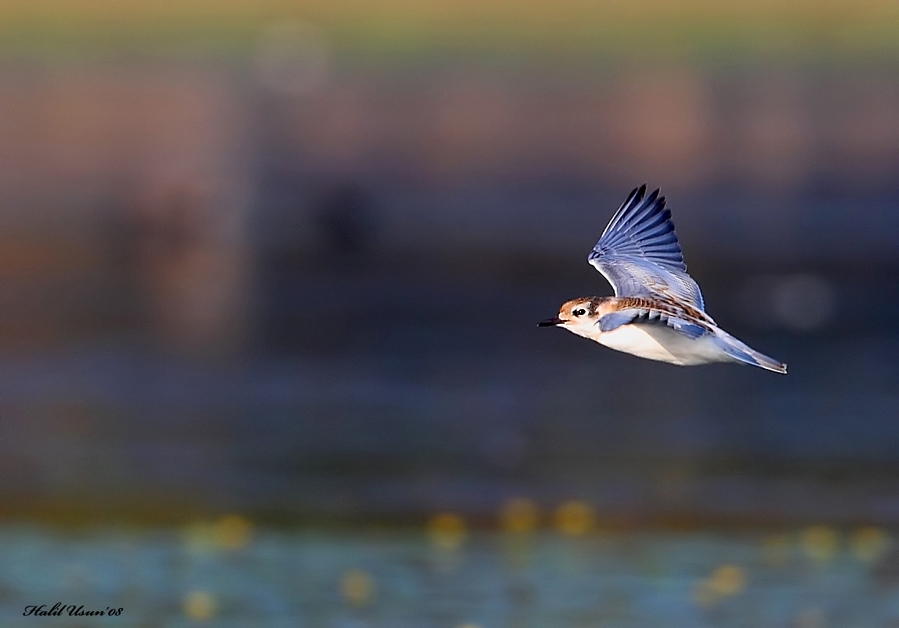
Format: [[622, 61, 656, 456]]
[[573, 308, 586, 316]]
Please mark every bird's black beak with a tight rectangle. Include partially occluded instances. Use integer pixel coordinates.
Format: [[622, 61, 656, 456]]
[[538, 317, 565, 327]]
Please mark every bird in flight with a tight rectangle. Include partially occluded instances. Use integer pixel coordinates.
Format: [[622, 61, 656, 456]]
[[539, 185, 786, 374]]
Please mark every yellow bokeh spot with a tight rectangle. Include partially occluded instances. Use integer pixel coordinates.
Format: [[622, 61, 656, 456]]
[[851, 526, 891, 562], [457, 624, 482, 628], [708, 564, 746, 596], [183, 590, 216, 621], [341, 569, 375, 606], [692, 579, 718, 608], [500, 497, 539, 534], [553, 500, 594, 537], [761, 533, 791, 567], [427, 512, 467, 550], [216, 514, 253, 550], [800, 526, 839, 563]]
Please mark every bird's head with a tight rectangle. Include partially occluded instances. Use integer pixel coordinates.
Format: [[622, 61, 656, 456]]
[[539, 297, 604, 338]]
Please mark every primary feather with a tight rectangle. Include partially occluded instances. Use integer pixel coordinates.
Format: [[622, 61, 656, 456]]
[[588, 185, 706, 312]]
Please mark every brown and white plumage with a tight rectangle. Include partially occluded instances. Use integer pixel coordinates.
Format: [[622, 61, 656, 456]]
[[540, 185, 787, 374]]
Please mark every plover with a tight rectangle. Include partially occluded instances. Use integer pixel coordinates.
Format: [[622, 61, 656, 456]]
[[540, 185, 787, 374]]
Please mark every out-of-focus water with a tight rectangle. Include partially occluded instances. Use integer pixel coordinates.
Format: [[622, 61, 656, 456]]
[[0, 525, 895, 627], [2, 324, 899, 526], [1, 252, 897, 626]]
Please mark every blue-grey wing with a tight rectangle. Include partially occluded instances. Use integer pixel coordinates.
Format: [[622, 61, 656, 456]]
[[588, 185, 706, 311], [598, 308, 708, 339]]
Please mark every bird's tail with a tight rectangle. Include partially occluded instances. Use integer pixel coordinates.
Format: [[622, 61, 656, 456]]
[[714, 332, 787, 374]]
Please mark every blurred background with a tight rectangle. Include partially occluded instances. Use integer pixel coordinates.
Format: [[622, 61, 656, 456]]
[[1, 0, 899, 625]]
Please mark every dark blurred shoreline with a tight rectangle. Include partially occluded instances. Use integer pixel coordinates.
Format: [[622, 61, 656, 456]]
[[0, 54, 897, 531]]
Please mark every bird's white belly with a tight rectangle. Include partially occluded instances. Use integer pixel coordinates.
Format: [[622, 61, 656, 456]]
[[595, 324, 725, 366]]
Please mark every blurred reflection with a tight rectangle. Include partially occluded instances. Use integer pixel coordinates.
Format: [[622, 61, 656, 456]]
[[851, 526, 890, 563], [761, 533, 792, 567], [109, 179, 250, 352], [500, 498, 540, 535], [314, 182, 378, 261], [427, 512, 467, 551], [340, 569, 376, 607], [552, 501, 594, 537], [800, 526, 839, 563], [216, 514, 253, 551], [255, 22, 331, 96], [738, 273, 835, 331], [708, 564, 746, 596], [794, 606, 826, 628], [183, 590, 216, 621]]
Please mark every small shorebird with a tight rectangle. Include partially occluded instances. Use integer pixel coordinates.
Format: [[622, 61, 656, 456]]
[[540, 185, 786, 374]]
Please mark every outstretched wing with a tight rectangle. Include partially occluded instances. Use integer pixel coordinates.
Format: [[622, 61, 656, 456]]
[[588, 185, 706, 311]]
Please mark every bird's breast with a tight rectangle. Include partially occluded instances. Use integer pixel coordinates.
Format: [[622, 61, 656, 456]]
[[595, 324, 725, 366]]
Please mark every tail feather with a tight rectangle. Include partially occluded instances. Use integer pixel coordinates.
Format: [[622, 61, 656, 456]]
[[715, 334, 787, 374]]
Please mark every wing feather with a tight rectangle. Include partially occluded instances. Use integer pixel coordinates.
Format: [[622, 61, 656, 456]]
[[588, 185, 706, 311], [598, 308, 708, 339]]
